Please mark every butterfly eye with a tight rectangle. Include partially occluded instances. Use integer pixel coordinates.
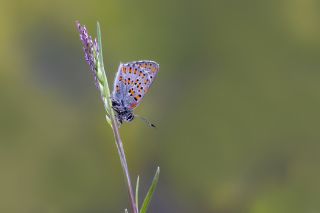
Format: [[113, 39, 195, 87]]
[[126, 113, 134, 122]]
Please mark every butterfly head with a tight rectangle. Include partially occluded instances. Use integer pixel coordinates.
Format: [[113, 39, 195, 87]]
[[122, 111, 135, 122], [112, 99, 135, 124]]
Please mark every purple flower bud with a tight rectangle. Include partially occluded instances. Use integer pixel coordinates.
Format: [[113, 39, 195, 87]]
[[76, 21, 99, 88]]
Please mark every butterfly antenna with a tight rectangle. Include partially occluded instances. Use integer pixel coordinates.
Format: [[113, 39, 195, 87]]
[[135, 115, 156, 128]]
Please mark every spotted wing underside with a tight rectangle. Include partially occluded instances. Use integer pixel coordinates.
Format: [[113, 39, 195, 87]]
[[112, 60, 159, 109]]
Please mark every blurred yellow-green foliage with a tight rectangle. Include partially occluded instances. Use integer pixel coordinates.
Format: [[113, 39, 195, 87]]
[[1, 0, 320, 212]]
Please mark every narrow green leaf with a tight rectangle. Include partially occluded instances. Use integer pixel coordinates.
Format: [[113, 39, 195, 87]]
[[140, 167, 160, 213], [96, 22, 105, 69], [135, 176, 140, 211], [96, 22, 113, 119]]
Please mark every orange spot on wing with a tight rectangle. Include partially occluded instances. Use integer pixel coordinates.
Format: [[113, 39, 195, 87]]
[[135, 95, 141, 100], [152, 67, 157, 72]]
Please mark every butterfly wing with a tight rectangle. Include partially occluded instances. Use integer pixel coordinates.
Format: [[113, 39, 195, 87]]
[[112, 60, 159, 110]]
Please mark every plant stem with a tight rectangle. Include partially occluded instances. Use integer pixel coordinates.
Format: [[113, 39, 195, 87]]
[[110, 118, 138, 213], [96, 22, 137, 213], [100, 51, 137, 213]]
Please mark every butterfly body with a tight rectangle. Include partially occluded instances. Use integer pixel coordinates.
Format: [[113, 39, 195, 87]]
[[111, 99, 134, 124], [111, 60, 159, 125]]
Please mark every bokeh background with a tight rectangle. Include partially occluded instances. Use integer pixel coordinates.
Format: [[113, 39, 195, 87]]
[[1, 0, 320, 212]]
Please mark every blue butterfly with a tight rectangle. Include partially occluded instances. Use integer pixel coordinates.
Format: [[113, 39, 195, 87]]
[[111, 61, 159, 126]]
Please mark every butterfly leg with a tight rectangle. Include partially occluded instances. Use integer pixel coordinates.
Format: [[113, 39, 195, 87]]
[[115, 117, 122, 128]]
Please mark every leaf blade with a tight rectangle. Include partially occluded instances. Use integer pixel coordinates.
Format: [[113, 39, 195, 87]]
[[136, 176, 140, 211], [140, 167, 160, 213], [96, 22, 113, 118]]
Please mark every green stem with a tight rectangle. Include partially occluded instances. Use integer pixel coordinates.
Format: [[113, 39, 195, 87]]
[[110, 117, 138, 213], [96, 22, 138, 213]]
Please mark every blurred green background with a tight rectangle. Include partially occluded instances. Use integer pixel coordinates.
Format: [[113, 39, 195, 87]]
[[1, 0, 320, 212]]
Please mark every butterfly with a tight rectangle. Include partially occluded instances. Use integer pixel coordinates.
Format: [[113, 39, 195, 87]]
[[111, 60, 159, 126]]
